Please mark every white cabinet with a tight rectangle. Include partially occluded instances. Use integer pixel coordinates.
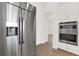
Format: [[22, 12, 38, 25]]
[[58, 3, 79, 21], [58, 6, 68, 20]]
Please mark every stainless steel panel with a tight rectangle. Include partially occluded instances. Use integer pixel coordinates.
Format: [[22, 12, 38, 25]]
[[8, 2, 20, 7], [20, 2, 27, 9], [59, 40, 77, 45], [22, 9, 36, 56], [0, 2, 36, 56], [6, 3, 19, 56], [0, 3, 3, 56], [59, 29, 78, 34], [0, 2, 7, 56], [32, 11, 36, 54], [60, 21, 77, 26], [26, 3, 36, 13], [6, 36, 17, 56], [8, 2, 27, 10]]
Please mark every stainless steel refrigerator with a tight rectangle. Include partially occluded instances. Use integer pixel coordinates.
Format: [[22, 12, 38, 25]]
[[0, 2, 36, 56]]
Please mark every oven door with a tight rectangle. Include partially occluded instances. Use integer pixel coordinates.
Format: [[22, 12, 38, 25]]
[[59, 34, 77, 45], [60, 34, 76, 42]]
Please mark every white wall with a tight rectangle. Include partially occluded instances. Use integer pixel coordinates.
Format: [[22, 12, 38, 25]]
[[30, 2, 48, 45], [43, 2, 59, 48], [30, 2, 58, 48]]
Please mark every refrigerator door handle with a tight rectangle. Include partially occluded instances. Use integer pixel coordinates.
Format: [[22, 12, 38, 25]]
[[19, 17, 21, 44], [22, 17, 24, 44], [19, 17, 24, 44]]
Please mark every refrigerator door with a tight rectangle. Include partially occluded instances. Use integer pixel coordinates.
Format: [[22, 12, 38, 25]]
[[21, 6, 36, 56], [0, 3, 3, 56], [5, 2, 36, 56], [0, 2, 7, 56], [6, 3, 19, 56]]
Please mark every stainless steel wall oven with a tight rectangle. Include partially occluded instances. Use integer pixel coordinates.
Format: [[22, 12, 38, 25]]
[[59, 21, 78, 46]]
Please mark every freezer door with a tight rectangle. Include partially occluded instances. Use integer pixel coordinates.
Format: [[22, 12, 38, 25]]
[[22, 9, 36, 56], [6, 3, 19, 56]]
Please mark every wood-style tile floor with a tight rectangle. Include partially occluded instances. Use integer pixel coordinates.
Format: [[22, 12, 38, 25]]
[[35, 42, 77, 56]]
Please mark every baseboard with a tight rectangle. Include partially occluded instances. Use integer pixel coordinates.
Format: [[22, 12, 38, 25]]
[[36, 41, 48, 47], [58, 48, 78, 56]]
